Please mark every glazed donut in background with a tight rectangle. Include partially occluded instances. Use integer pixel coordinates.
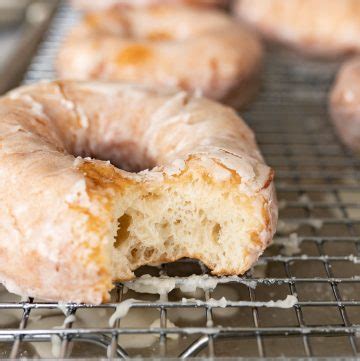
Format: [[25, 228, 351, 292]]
[[235, 0, 360, 57], [329, 58, 360, 152], [57, 5, 263, 108], [0, 80, 276, 303], [72, 0, 229, 11]]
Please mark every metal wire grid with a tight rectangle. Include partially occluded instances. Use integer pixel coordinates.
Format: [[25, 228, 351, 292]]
[[0, 0, 359, 359], [22, 1, 79, 84]]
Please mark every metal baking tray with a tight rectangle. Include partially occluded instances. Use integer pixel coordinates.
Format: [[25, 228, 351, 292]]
[[1, 1, 360, 359]]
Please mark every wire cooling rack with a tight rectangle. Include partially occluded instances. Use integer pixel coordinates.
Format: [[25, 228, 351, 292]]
[[1, 1, 360, 359]]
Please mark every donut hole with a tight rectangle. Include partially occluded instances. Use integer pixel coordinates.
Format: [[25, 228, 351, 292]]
[[83, 143, 154, 172], [53, 81, 155, 172]]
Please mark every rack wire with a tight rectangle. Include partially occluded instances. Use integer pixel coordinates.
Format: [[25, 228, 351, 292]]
[[1, 1, 360, 359]]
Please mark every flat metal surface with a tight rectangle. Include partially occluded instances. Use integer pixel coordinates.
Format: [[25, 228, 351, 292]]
[[1, 1, 360, 359]]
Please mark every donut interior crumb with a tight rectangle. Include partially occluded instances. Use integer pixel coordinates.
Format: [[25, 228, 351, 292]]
[[110, 161, 265, 279]]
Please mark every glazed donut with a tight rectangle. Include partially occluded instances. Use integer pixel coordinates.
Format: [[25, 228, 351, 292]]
[[235, 0, 360, 57], [57, 5, 263, 108], [72, 0, 228, 11], [0, 80, 276, 303], [329, 58, 360, 151]]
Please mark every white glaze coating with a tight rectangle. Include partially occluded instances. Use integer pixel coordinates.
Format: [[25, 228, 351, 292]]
[[181, 294, 298, 308], [330, 57, 360, 151], [0, 80, 276, 303], [72, 0, 228, 11], [125, 274, 257, 295], [58, 5, 263, 107], [236, 0, 360, 57]]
